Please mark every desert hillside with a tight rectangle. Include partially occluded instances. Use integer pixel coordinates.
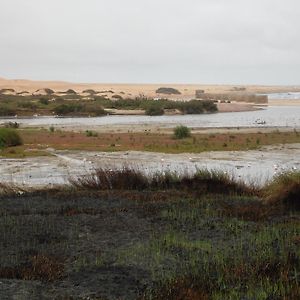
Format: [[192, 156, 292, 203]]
[[0, 77, 299, 100]]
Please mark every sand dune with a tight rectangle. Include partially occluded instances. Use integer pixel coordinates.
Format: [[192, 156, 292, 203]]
[[1, 76, 299, 100]]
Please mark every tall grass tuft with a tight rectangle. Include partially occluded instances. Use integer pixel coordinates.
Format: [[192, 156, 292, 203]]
[[263, 171, 300, 211], [70, 167, 254, 195], [69, 166, 149, 190]]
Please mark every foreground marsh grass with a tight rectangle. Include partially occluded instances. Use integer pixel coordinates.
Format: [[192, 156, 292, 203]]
[[0, 169, 299, 299]]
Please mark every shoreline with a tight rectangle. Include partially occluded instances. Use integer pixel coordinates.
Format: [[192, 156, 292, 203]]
[[1, 143, 299, 187]]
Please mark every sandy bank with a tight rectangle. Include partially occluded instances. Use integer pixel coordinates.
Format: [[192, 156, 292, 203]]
[[269, 99, 300, 106]]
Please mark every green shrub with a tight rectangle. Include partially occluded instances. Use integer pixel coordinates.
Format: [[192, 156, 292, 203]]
[[145, 104, 164, 116], [54, 103, 83, 115], [179, 100, 217, 114], [54, 102, 106, 116], [180, 100, 204, 114], [202, 100, 218, 112], [173, 125, 191, 139], [93, 97, 217, 114], [0, 128, 23, 148], [81, 103, 106, 116], [85, 130, 98, 137]]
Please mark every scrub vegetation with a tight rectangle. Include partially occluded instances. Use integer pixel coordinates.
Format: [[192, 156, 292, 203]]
[[0, 128, 22, 148], [0, 94, 217, 117], [173, 125, 191, 139]]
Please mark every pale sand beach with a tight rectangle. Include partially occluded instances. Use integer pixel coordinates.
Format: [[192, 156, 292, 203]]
[[269, 99, 300, 106]]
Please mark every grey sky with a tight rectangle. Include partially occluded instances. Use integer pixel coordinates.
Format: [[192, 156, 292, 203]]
[[0, 0, 299, 84]]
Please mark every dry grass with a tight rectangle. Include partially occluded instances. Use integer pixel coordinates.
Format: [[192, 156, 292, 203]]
[[2, 128, 298, 158], [0, 254, 64, 282], [70, 167, 255, 196], [70, 167, 149, 190], [264, 171, 300, 211]]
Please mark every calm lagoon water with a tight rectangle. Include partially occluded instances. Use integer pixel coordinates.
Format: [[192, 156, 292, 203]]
[[1, 106, 300, 129], [265, 92, 300, 100], [0, 105, 299, 187]]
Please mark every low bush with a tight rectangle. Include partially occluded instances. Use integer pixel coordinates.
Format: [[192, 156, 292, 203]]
[[179, 100, 217, 114], [54, 103, 83, 115], [54, 102, 106, 116], [93, 97, 217, 114], [0, 128, 23, 148], [145, 104, 164, 116], [85, 130, 98, 137], [173, 125, 191, 139]]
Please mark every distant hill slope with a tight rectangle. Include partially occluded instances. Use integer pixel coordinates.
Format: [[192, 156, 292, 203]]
[[0, 76, 299, 100]]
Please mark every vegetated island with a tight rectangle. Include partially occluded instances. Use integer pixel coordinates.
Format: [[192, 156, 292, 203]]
[[0, 92, 218, 117], [0, 78, 275, 118]]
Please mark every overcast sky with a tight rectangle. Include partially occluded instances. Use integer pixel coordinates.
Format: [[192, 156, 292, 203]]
[[0, 0, 299, 84]]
